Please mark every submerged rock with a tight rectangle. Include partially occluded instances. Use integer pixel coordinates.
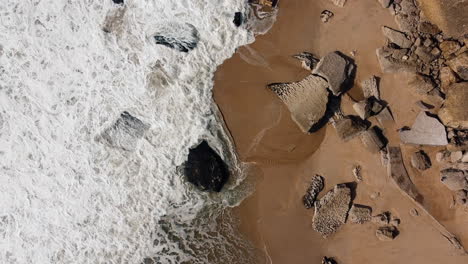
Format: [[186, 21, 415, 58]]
[[100, 111, 150, 151], [399, 111, 448, 146], [313, 51, 355, 95], [312, 184, 352, 237], [334, 116, 368, 142], [439, 82, 468, 129], [184, 141, 229, 192], [440, 168, 468, 191], [268, 75, 329, 133], [411, 150, 432, 171], [376, 226, 399, 241], [382, 26, 413, 48], [303, 175, 325, 209], [153, 23, 199, 53], [348, 204, 372, 224], [293, 52, 319, 71]]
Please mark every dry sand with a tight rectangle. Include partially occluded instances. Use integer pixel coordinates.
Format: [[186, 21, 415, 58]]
[[213, 0, 468, 263]]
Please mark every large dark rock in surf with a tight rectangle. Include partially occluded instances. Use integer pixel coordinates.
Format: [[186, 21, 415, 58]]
[[101, 111, 149, 151], [112, 0, 124, 4], [184, 141, 229, 192], [153, 23, 199, 53], [233, 12, 243, 27]]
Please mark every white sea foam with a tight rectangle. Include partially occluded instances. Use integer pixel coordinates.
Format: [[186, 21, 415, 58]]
[[0, 0, 269, 263]]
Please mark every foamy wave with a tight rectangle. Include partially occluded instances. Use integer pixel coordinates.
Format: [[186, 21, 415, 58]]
[[0, 0, 258, 263]]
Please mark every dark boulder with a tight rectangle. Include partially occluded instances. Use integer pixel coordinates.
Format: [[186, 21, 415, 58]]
[[184, 141, 229, 192], [112, 0, 124, 4], [153, 23, 199, 53], [233, 12, 243, 27]]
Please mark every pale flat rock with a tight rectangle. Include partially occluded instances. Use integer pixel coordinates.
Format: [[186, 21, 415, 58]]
[[312, 184, 351, 237], [360, 127, 385, 153], [411, 150, 432, 171], [447, 52, 468, 81], [399, 111, 448, 146], [376, 226, 399, 241], [387, 146, 424, 202], [334, 116, 368, 142], [440, 168, 468, 191], [313, 51, 355, 95], [439, 82, 468, 129], [382, 26, 413, 48], [268, 75, 329, 133], [349, 204, 372, 224], [417, 0, 468, 38], [362, 75, 380, 99], [303, 175, 325, 209]]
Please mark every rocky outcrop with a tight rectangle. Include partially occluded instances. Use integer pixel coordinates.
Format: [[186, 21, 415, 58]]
[[348, 204, 372, 224], [411, 150, 432, 171], [440, 168, 468, 191], [334, 116, 368, 142], [268, 75, 329, 133], [447, 52, 468, 81], [293, 52, 319, 71], [153, 23, 199, 53], [303, 175, 325, 209], [439, 82, 468, 129], [100, 111, 150, 151], [399, 111, 448, 146], [184, 141, 229, 192], [312, 184, 352, 237], [376, 226, 399, 241], [382, 26, 413, 48], [313, 51, 355, 95]]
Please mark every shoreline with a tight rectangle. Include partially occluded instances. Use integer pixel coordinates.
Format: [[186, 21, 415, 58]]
[[214, 0, 468, 263]]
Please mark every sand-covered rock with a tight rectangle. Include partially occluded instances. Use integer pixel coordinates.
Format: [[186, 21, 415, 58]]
[[334, 116, 368, 142], [353, 100, 372, 120], [360, 127, 386, 153], [417, 0, 468, 38], [382, 26, 413, 48], [362, 75, 380, 99], [329, 0, 347, 7], [184, 141, 229, 192], [440, 168, 468, 191], [439, 82, 468, 129], [303, 175, 325, 209], [399, 111, 448, 146], [376, 226, 399, 241], [100, 111, 150, 151], [447, 52, 468, 81], [313, 51, 355, 95], [376, 47, 417, 73], [411, 150, 432, 171], [348, 204, 372, 224], [153, 23, 200, 53], [312, 184, 352, 237], [293, 52, 319, 71], [387, 146, 423, 202], [268, 75, 329, 133]]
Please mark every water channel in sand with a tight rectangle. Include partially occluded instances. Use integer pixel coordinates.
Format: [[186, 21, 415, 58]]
[[214, 0, 468, 263]]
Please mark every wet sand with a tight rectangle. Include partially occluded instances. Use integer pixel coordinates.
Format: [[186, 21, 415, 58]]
[[214, 0, 468, 263]]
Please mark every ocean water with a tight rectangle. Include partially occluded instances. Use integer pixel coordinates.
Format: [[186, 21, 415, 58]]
[[0, 0, 274, 263]]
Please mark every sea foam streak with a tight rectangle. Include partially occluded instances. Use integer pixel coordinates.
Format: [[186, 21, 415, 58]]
[[0, 0, 257, 263]]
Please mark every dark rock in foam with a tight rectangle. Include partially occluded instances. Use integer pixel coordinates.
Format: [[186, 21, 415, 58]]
[[184, 140, 229, 192], [153, 23, 199, 53]]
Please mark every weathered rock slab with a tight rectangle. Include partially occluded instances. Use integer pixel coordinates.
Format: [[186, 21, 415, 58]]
[[360, 127, 386, 153], [439, 82, 468, 129], [312, 184, 351, 237], [411, 150, 432, 171], [268, 75, 329, 133], [313, 51, 355, 96], [303, 175, 325, 209], [399, 111, 448, 146], [334, 116, 368, 142], [382, 26, 413, 48], [348, 204, 372, 224]]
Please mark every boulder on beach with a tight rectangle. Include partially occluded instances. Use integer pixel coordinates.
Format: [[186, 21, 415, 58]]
[[100, 111, 150, 151], [439, 82, 468, 129], [313, 51, 355, 96], [411, 150, 432, 171], [399, 111, 448, 146], [268, 74, 329, 133], [360, 126, 386, 153], [302, 175, 325, 209], [348, 204, 372, 224], [382, 26, 413, 48], [440, 168, 468, 191], [334, 116, 369, 142], [184, 141, 229, 192], [312, 184, 352, 237], [362, 75, 380, 99], [293, 52, 319, 71], [376, 226, 399, 241]]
